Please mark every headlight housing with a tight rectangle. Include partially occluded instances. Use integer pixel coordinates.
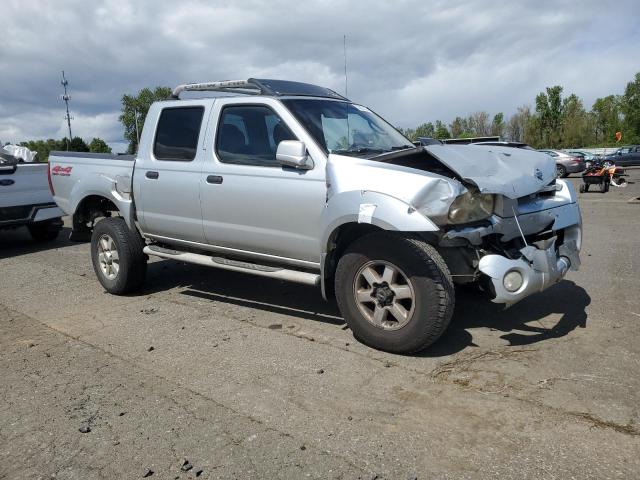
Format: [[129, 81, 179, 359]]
[[447, 190, 495, 224]]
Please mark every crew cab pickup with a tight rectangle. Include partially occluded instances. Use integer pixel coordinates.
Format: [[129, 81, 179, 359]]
[[49, 78, 582, 353], [0, 159, 63, 241]]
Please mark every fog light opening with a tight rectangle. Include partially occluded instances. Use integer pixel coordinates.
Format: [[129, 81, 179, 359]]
[[503, 270, 524, 292]]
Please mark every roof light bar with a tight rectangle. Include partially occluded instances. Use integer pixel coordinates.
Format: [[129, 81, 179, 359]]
[[171, 78, 348, 100], [172, 79, 265, 99]]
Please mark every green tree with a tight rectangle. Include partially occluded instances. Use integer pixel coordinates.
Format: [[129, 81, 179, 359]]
[[506, 105, 530, 142], [467, 111, 490, 136], [120, 86, 172, 153], [524, 115, 543, 148], [67, 137, 90, 152], [592, 95, 622, 145], [434, 120, 450, 139], [449, 116, 470, 138], [620, 72, 640, 143], [533, 85, 565, 147], [490, 112, 505, 137], [20, 138, 67, 162], [560, 94, 589, 148], [89, 137, 112, 153], [414, 122, 435, 139]]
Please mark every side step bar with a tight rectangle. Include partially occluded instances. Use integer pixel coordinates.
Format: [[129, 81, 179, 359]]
[[143, 245, 320, 286]]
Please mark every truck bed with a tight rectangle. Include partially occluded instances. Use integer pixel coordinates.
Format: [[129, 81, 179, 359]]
[[49, 151, 136, 218]]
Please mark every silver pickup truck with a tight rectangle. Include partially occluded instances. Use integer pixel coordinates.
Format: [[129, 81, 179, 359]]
[[50, 78, 582, 353]]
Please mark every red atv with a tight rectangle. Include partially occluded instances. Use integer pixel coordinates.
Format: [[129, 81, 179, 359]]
[[579, 160, 627, 193]]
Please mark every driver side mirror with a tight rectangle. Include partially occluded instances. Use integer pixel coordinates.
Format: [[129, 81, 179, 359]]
[[276, 140, 314, 170]]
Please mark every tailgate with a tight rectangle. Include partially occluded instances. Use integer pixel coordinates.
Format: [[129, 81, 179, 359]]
[[0, 163, 60, 225], [0, 163, 54, 208]]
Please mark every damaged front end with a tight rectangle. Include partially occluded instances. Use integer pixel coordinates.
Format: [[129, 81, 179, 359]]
[[325, 143, 582, 307], [440, 179, 582, 306]]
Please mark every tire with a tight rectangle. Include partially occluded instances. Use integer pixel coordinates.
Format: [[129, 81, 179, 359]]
[[335, 232, 454, 354], [579, 183, 585, 193], [600, 181, 608, 193], [28, 220, 61, 243], [556, 164, 567, 178], [91, 217, 147, 295], [584, 183, 589, 192]]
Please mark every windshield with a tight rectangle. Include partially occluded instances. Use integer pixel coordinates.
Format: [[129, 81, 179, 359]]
[[281, 99, 414, 157]]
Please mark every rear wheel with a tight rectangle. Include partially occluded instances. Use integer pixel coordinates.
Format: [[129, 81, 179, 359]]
[[28, 220, 61, 243], [91, 217, 147, 295], [579, 183, 586, 193], [600, 181, 609, 193], [556, 164, 567, 178], [335, 232, 454, 354]]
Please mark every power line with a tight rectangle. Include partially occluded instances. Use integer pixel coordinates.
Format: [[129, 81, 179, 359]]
[[60, 71, 73, 149]]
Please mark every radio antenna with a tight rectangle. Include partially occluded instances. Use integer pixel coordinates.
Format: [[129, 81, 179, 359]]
[[343, 35, 348, 97], [60, 71, 73, 149]]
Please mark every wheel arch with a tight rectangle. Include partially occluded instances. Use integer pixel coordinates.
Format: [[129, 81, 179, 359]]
[[71, 193, 135, 240], [320, 191, 440, 300]]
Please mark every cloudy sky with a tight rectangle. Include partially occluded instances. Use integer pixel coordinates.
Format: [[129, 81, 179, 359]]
[[1, 0, 639, 152]]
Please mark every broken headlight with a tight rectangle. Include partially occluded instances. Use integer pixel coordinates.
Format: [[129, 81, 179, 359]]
[[447, 190, 495, 224]]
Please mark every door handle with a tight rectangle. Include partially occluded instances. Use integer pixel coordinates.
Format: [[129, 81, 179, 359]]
[[206, 175, 223, 184], [146, 171, 159, 179]]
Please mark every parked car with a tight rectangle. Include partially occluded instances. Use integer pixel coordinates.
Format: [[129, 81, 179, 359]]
[[602, 145, 640, 167], [49, 78, 582, 354], [0, 158, 64, 241], [538, 149, 586, 177], [564, 150, 600, 169]]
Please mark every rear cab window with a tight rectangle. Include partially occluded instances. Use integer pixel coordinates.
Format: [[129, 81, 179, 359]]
[[153, 107, 205, 161]]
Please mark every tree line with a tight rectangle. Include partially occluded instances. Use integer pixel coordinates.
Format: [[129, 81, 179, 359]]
[[399, 71, 640, 149], [18, 137, 111, 162]]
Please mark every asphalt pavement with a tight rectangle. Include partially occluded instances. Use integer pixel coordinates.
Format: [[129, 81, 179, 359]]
[[1, 170, 639, 479]]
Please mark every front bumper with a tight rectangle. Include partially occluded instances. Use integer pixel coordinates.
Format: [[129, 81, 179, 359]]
[[478, 231, 581, 306]]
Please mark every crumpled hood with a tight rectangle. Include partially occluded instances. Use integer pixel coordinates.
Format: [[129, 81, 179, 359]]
[[424, 144, 556, 198]]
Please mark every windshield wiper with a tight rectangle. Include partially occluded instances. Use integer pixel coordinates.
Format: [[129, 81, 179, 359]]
[[370, 145, 417, 159], [390, 145, 415, 150], [331, 147, 386, 156]]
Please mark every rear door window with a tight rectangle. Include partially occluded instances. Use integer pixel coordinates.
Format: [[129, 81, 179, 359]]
[[153, 107, 205, 161]]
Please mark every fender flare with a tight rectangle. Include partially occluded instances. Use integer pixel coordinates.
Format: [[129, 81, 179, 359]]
[[319, 190, 440, 298]]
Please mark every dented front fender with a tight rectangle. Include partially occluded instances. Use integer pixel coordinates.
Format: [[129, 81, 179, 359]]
[[320, 190, 439, 254]]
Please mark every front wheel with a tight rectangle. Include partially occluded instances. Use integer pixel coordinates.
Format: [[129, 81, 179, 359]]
[[91, 218, 147, 295], [335, 232, 455, 354]]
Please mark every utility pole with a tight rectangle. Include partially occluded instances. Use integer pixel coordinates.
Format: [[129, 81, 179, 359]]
[[343, 35, 348, 97], [60, 71, 73, 150]]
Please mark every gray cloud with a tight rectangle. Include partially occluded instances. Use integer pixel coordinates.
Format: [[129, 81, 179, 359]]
[[1, 0, 638, 150]]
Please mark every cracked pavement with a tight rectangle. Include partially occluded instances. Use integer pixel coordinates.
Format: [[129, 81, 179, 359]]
[[1, 172, 639, 479]]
